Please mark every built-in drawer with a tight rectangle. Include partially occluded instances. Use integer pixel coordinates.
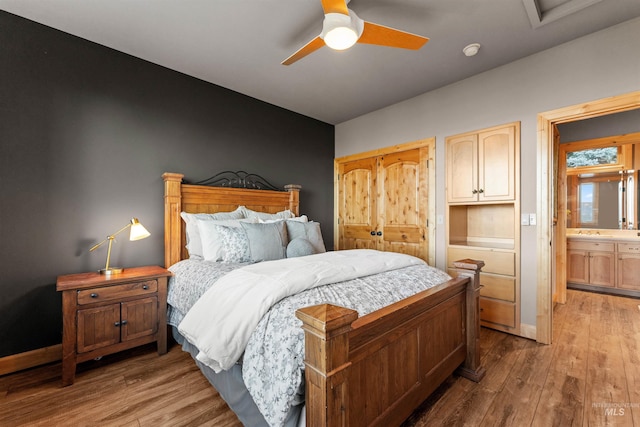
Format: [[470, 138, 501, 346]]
[[480, 273, 516, 302], [566, 240, 614, 252], [77, 280, 157, 305], [480, 297, 516, 328], [617, 242, 640, 253], [448, 247, 515, 276]]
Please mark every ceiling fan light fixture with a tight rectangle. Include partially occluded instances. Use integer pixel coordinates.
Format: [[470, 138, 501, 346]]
[[322, 13, 358, 50]]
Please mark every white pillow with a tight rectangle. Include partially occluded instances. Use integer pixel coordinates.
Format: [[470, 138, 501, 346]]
[[197, 220, 254, 263], [181, 207, 245, 259], [241, 207, 295, 221], [259, 215, 308, 224]]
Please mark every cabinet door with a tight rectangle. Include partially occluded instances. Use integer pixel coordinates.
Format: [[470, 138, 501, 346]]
[[617, 254, 640, 290], [77, 304, 121, 353], [589, 251, 615, 287], [446, 134, 478, 203], [338, 157, 378, 250], [378, 148, 429, 260], [121, 297, 158, 342], [478, 126, 516, 201], [566, 250, 589, 284]]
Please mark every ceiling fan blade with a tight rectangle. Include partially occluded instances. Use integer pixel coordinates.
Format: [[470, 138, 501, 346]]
[[358, 21, 429, 50], [321, 0, 349, 15], [282, 36, 325, 65]]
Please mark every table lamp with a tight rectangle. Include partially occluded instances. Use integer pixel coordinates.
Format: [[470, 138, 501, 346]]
[[89, 217, 150, 275]]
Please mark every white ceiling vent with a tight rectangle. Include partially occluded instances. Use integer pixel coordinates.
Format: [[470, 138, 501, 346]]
[[522, 0, 603, 28]]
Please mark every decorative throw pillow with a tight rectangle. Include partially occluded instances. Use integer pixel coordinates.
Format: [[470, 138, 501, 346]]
[[197, 221, 251, 263], [285, 221, 326, 254], [181, 207, 245, 259], [286, 238, 317, 258], [241, 221, 288, 262]]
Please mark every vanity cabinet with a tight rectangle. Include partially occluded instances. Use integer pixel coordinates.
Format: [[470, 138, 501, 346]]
[[566, 240, 615, 287], [566, 238, 640, 292], [617, 242, 640, 290], [446, 122, 521, 336]]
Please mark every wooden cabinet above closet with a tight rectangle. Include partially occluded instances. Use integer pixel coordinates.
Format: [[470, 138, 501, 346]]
[[446, 124, 517, 203]]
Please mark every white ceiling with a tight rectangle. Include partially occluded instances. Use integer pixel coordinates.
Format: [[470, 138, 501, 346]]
[[2, 0, 640, 124]]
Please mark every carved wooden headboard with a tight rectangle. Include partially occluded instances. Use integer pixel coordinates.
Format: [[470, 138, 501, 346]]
[[162, 172, 301, 268]]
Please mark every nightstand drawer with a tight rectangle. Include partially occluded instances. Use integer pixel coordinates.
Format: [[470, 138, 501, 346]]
[[77, 280, 157, 305]]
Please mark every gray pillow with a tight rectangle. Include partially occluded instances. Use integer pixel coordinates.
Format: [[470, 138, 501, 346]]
[[285, 221, 326, 254], [286, 238, 317, 258], [241, 221, 288, 262]]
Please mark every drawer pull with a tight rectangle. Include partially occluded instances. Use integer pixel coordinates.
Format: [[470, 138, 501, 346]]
[[90, 293, 98, 298]]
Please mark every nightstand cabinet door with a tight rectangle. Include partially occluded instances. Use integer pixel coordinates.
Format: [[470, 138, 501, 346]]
[[122, 297, 158, 341], [77, 304, 121, 353]]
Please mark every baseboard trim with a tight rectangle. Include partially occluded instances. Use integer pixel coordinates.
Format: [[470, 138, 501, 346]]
[[0, 344, 62, 376]]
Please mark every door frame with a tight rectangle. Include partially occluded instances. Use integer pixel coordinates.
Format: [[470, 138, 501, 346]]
[[535, 90, 640, 344], [334, 138, 436, 266]]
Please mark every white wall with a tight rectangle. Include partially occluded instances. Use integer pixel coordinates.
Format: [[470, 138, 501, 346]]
[[335, 17, 640, 328]]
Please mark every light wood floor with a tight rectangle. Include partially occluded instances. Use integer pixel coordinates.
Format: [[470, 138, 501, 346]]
[[1, 289, 638, 426]]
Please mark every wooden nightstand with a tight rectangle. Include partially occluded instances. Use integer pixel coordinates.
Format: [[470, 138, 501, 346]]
[[56, 265, 172, 386]]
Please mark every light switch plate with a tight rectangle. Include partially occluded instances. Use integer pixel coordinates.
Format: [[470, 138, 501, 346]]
[[521, 213, 530, 226], [529, 213, 537, 225]]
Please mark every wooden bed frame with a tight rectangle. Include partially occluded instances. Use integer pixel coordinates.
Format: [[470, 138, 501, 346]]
[[163, 172, 485, 427]]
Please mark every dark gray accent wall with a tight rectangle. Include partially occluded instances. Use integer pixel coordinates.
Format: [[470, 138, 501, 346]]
[[0, 11, 334, 358]]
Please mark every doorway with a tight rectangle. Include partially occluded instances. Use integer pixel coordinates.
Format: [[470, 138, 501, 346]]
[[535, 90, 640, 344]]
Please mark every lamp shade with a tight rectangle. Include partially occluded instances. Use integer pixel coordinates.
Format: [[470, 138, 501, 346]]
[[129, 218, 151, 241]]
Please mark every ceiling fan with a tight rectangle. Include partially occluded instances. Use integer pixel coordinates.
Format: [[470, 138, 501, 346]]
[[282, 0, 429, 65]]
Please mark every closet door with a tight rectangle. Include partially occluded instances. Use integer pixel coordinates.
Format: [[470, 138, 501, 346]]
[[378, 148, 429, 260], [338, 157, 378, 250]]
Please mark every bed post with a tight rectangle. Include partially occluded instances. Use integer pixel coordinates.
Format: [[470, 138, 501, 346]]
[[295, 304, 358, 427], [284, 184, 301, 216], [453, 258, 486, 382], [162, 172, 184, 268]]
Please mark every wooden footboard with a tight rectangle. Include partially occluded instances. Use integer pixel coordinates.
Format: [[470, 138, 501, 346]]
[[296, 259, 485, 427]]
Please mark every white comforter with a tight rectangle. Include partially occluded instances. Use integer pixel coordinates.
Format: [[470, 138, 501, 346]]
[[178, 249, 425, 373]]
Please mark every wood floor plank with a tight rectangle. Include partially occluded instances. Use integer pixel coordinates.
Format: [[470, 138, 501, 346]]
[[583, 294, 634, 427], [1, 290, 638, 427], [613, 296, 640, 426], [532, 290, 591, 426]]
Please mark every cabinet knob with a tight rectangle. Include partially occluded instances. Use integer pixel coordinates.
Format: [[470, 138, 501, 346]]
[[142, 285, 148, 290], [90, 293, 98, 298], [472, 189, 478, 194], [121, 320, 128, 326], [370, 231, 376, 236], [114, 321, 120, 327], [478, 189, 484, 194], [376, 231, 382, 236]]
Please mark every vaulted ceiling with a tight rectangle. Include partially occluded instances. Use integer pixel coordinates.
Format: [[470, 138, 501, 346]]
[[2, 0, 639, 124]]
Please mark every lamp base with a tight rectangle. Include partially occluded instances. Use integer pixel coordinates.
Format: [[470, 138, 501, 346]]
[[99, 267, 124, 275]]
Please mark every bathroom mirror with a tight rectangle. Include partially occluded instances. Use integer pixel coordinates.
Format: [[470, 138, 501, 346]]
[[566, 170, 637, 229]]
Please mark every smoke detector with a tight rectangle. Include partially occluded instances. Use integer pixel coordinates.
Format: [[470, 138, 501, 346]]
[[463, 43, 481, 57]]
